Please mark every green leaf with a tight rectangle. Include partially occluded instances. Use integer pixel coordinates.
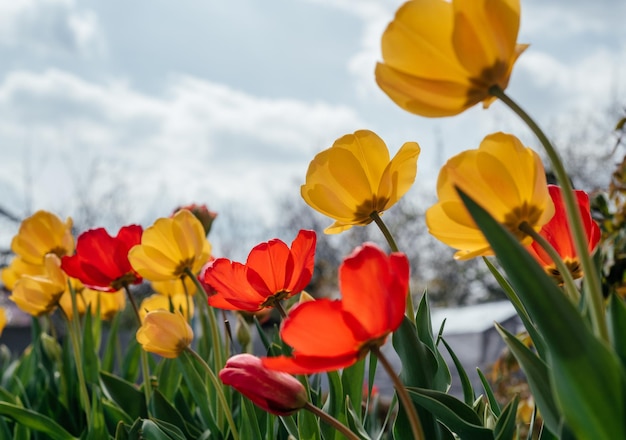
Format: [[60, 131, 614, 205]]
[[476, 369, 500, 418], [406, 388, 493, 440], [483, 257, 547, 358], [609, 294, 626, 368], [494, 323, 560, 434], [0, 402, 78, 440], [341, 358, 366, 423], [176, 352, 217, 431], [82, 310, 101, 385], [440, 338, 474, 405], [344, 395, 371, 440], [100, 370, 147, 420], [141, 419, 186, 440], [121, 337, 141, 383], [152, 389, 202, 440], [156, 359, 183, 402], [297, 404, 321, 440], [494, 396, 518, 440], [392, 317, 441, 440], [102, 313, 122, 373], [415, 294, 451, 391], [239, 397, 263, 440], [322, 370, 345, 440], [459, 189, 626, 439]]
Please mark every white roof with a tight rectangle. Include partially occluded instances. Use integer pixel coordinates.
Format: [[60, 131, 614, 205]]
[[430, 301, 518, 335]]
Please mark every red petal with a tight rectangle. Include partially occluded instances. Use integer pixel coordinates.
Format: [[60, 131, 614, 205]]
[[280, 299, 360, 358], [203, 259, 266, 310], [286, 230, 316, 293], [246, 239, 292, 295], [261, 352, 358, 375], [339, 244, 408, 339]]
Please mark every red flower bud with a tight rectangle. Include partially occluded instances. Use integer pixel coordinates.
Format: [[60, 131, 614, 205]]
[[219, 354, 307, 416]]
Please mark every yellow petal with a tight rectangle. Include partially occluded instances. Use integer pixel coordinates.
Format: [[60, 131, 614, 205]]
[[379, 141, 421, 210]]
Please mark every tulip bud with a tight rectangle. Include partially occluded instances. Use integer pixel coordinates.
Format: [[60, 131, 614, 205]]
[[172, 203, 217, 236], [136, 310, 193, 358], [219, 354, 307, 416]]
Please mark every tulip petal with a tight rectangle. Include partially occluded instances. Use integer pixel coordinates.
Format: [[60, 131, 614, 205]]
[[280, 299, 360, 358], [379, 141, 421, 211]]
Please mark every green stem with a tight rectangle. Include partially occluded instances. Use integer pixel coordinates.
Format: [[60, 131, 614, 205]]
[[518, 222, 580, 304], [64, 282, 92, 431], [185, 268, 225, 378], [184, 348, 240, 440], [372, 345, 424, 440], [274, 301, 288, 319], [370, 211, 415, 324], [303, 402, 360, 440], [490, 85, 608, 341], [123, 285, 153, 407]]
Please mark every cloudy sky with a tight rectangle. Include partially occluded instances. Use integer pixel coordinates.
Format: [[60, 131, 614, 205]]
[[0, 0, 625, 252]]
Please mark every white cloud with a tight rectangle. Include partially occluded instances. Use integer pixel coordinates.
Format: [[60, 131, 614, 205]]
[[0, 69, 365, 226], [0, 0, 105, 56]]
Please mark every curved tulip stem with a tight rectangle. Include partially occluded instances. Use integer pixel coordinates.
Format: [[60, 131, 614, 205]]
[[63, 283, 92, 431], [372, 345, 424, 440], [124, 285, 153, 406], [274, 300, 288, 319], [371, 211, 415, 324], [185, 268, 225, 373], [490, 85, 608, 342], [518, 222, 580, 304], [184, 348, 240, 440], [303, 402, 360, 440]]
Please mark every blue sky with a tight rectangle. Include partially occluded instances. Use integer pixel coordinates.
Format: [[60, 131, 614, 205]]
[[0, 0, 625, 251]]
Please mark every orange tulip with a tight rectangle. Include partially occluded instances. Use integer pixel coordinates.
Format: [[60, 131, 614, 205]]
[[527, 185, 601, 284], [202, 230, 316, 312], [262, 244, 408, 374]]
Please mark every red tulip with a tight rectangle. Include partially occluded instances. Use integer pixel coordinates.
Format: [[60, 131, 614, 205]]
[[201, 230, 316, 311], [527, 185, 600, 284], [62, 225, 143, 292], [262, 243, 408, 374], [219, 354, 307, 416]]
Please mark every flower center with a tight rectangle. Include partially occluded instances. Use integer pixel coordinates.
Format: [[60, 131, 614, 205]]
[[174, 258, 195, 278], [546, 258, 583, 285], [502, 202, 544, 241], [260, 290, 290, 309]]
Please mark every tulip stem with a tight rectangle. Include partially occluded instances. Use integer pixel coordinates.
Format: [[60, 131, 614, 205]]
[[275, 300, 288, 319], [371, 211, 415, 324], [185, 268, 225, 376], [518, 222, 580, 304], [372, 345, 424, 440], [64, 282, 92, 431], [184, 348, 240, 440], [124, 285, 153, 407], [490, 85, 608, 342], [303, 402, 360, 440]]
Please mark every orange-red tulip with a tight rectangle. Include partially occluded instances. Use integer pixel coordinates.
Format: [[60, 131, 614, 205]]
[[527, 185, 601, 284], [262, 243, 408, 374], [202, 230, 316, 312]]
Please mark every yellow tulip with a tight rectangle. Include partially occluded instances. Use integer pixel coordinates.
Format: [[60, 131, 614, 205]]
[[426, 132, 554, 259], [9, 254, 68, 316], [128, 209, 211, 281], [0, 308, 6, 337], [1, 256, 46, 291], [301, 129, 420, 234], [58, 288, 126, 321], [11, 210, 74, 265], [376, 0, 527, 117], [139, 293, 194, 322], [136, 310, 193, 358], [151, 276, 197, 297]]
